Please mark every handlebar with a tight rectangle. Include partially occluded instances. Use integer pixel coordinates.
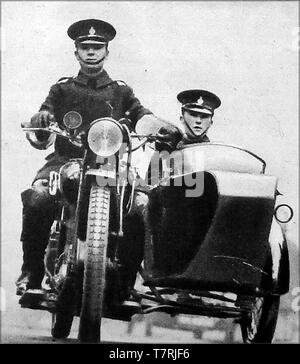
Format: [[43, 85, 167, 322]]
[[22, 122, 84, 148], [22, 123, 267, 172], [22, 121, 158, 151]]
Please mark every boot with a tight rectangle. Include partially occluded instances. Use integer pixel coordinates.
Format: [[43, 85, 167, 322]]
[[17, 188, 56, 297], [16, 240, 47, 296]]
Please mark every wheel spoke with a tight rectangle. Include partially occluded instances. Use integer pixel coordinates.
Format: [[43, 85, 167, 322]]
[[240, 295, 280, 343]]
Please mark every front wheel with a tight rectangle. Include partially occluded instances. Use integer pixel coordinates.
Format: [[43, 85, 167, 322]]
[[240, 294, 280, 343], [78, 185, 110, 343]]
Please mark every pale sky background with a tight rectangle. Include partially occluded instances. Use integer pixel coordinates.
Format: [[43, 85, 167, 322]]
[[1, 1, 299, 280]]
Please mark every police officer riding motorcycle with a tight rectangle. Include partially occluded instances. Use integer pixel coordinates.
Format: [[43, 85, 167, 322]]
[[16, 19, 181, 303]]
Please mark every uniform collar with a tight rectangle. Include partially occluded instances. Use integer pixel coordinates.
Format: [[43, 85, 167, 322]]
[[74, 69, 113, 88], [177, 133, 210, 149], [183, 133, 210, 144]]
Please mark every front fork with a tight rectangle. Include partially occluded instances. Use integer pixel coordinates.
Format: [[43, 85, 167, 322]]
[[85, 157, 139, 301]]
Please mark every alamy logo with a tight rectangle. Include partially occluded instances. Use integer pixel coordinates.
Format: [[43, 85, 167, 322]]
[[95, 147, 205, 198]]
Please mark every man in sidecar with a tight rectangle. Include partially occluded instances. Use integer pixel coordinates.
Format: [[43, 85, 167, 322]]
[[130, 89, 221, 297], [16, 19, 182, 303], [155, 89, 221, 151]]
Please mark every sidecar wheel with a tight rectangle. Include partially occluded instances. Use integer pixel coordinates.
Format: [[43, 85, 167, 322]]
[[240, 294, 280, 343], [78, 185, 110, 343]]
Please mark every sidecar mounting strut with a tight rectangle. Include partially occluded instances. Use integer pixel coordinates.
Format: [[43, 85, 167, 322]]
[[144, 288, 237, 304], [140, 302, 245, 319], [136, 291, 251, 319]]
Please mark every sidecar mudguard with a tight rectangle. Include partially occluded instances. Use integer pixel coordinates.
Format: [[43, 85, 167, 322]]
[[144, 169, 285, 296], [268, 218, 290, 295]]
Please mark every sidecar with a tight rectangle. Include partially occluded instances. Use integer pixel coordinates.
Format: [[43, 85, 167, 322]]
[[141, 142, 291, 343]]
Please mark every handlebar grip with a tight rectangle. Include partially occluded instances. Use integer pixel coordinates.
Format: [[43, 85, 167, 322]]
[[21, 121, 32, 129], [22, 127, 49, 131]]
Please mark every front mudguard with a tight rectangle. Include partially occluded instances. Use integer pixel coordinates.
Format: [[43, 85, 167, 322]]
[[268, 218, 290, 295]]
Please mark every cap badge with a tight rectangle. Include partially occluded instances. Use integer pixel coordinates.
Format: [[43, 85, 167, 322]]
[[197, 96, 204, 105], [89, 26, 96, 35]]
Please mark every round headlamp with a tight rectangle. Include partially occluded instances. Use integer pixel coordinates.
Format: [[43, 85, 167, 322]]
[[274, 204, 293, 223], [87, 118, 123, 157]]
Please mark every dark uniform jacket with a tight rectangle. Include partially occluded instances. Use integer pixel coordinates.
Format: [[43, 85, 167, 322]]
[[176, 133, 210, 149], [36, 69, 152, 158], [30, 69, 152, 180]]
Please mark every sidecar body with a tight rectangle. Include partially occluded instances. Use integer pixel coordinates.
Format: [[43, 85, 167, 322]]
[[143, 143, 290, 297]]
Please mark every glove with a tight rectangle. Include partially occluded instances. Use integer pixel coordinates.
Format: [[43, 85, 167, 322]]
[[30, 110, 54, 128], [155, 124, 183, 152]]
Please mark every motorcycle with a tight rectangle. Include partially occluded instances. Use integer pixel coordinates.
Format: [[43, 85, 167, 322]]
[[20, 113, 292, 343]]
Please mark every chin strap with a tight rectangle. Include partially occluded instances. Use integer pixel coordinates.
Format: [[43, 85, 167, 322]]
[[77, 52, 106, 75]]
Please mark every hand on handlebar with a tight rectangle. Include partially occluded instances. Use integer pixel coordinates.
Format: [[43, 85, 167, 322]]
[[29, 110, 55, 129], [155, 124, 183, 152]]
